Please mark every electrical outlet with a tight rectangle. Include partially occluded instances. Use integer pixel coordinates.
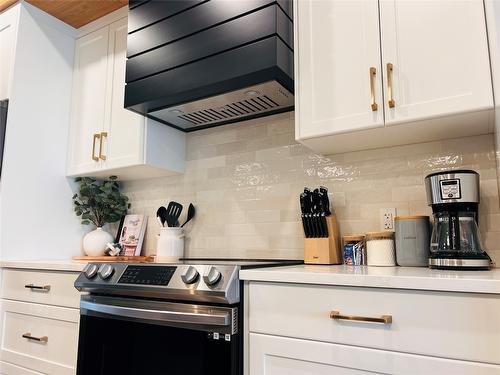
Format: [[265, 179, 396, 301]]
[[380, 208, 396, 230]]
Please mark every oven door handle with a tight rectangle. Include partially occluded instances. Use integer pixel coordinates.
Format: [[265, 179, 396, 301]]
[[80, 299, 231, 327]]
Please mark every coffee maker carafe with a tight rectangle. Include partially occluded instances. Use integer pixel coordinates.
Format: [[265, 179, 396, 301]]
[[424, 170, 491, 270]]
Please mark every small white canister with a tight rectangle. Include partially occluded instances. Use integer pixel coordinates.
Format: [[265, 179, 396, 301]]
[[156, 227, 185, 263], [366, 231, 396, 266]]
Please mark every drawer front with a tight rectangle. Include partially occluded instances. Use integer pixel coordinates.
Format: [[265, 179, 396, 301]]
[[250, 333, 500, 375], [0, 300, 79, 375], [248, 282, 500, 364], [0, 361, 43, 375], [1, 269, 80, 308]]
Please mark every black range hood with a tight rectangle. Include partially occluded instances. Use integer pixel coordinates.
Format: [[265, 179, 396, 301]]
[[124, 0, 294, 132]]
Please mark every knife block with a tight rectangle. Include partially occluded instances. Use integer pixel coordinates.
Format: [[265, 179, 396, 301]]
[[304, 215, 342, 265]]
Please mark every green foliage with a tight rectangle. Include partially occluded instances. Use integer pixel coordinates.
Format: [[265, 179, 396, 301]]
[[72, 176, 130, 227]]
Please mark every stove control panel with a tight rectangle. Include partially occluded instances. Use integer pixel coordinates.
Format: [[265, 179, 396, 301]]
[[118, 265, 176, 286], [74, 263, 240, 304]]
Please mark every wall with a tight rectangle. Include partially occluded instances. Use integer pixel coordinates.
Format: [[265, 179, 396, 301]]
[[0, 3, 83, 260], [123, 112, 500, 265]]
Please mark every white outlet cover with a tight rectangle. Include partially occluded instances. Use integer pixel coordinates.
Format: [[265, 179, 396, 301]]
[[380, 208, 397, 230]]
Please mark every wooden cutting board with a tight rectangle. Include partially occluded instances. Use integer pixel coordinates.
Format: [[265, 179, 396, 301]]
[[73, 256, 154, 262]]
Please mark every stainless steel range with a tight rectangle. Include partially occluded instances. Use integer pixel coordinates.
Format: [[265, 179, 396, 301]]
[[74, 258, 301, 375]]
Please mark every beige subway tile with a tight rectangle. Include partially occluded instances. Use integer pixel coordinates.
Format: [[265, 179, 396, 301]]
[[269, 236, 303, 249], [246, 210, 281, 223], [216, 140, 248, 155], [409, 201, 432, 216], [186, 155, 226, 170], [483, 231, 500, 252], [225, 223, 257, 236], [392, 185, 427, 202]]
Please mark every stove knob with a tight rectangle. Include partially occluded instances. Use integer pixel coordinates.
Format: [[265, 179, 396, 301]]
[[83, 264, 98, 279], [181, 266, 199, 284], [203, 266, 222, 286], [98, 264, 114, 280]]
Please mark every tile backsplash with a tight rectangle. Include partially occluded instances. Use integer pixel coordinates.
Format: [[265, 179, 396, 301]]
[[123, 112, 500, 265]]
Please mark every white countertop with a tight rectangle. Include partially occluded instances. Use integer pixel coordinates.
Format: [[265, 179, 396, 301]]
[[240, 265, 500, 294], [0, 259, 88, 272]]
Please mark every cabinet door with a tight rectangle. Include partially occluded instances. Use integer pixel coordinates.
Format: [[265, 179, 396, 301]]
[[101, 18, 144, 171], [295, 0, 383, 140], [249, 333, 500, 375], [0, 5, 19, 99], [67, 26, 109, 176], [379, 0, 493, 125]]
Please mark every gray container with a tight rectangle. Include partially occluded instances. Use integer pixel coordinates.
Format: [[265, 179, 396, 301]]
[[395, 216, 430, 267]]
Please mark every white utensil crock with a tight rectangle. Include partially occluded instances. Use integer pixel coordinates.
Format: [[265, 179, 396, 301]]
[[156, 227, 185, 262], [83, 227, 114, 256]]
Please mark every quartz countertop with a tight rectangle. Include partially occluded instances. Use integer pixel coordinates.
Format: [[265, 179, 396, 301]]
[[0, 259, 88, 272], [239, 265, 500, 294]]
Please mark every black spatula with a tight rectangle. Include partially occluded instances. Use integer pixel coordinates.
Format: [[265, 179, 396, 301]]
[[181, 203, 195, 228], [166, 201, 183, 227]]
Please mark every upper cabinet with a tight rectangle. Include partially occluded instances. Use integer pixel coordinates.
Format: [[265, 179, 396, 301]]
[[379, 0, 493, 125], [67, 16, 185, 180], [295, 1, 383, 139], [295, 0, 494, 154], [0, 5, 19, 99]]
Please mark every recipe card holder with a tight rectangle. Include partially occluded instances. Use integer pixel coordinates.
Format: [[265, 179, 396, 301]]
[[304, 215, 342, 265]]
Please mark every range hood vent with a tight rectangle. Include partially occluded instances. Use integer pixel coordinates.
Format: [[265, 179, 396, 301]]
[[124, 0, 294, 132]]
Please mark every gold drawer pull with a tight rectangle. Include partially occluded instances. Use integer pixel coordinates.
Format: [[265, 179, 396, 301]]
[[92, 133, 101, 161], [22, 333, 48, 343], [386, 63, 395, 108], [330, 311, 392, 324], [99, 132, 107, 160], [24, 284, 51, 292], [369, 67, 378, 111]]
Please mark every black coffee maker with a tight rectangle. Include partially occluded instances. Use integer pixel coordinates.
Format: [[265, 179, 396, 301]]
[[424, 170, 491, 270]]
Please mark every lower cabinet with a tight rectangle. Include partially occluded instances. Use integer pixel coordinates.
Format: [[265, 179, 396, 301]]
[[249, 333, 500, 375], [247, 282, 500, 375], [0, 269, 81, 375]]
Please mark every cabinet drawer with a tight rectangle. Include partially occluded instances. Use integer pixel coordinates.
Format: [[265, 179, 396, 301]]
[[1, 269, 80, 308], [0, 361, 43, 375], [250, 333, 500, 375], [248, 282, 500, 364], [0, 300, 79, 375]]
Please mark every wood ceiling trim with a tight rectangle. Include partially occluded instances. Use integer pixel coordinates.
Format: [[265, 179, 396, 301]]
[[0, 0, 19, 13], [25, 0, 128, 28]]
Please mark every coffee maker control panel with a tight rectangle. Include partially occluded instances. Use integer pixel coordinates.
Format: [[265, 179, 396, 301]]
[[440, 179, 461, 200]]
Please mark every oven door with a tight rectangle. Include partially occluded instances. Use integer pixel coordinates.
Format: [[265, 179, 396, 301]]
[[77, 295, 241, 375]]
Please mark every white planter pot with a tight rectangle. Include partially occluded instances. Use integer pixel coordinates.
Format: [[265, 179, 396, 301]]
[[83, 227, 114, 256]]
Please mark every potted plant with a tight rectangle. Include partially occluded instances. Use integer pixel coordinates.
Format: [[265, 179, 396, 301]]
[[73, 176, 130, 256]]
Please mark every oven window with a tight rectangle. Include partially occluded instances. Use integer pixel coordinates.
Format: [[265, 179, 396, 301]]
[[77, 315, 240, 375]]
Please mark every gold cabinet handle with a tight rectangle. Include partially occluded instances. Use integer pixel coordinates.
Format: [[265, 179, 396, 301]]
[[99, 132, 107, 160], [330, 311, 392, 324], [24, 284, 51, 292], [22, 333, 48, 343], [92, 133, 101, 161], [369, 67, 378, 111], [386, 63, 395, 108]]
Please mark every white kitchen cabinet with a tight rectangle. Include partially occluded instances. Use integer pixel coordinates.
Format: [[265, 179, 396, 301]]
[[0, 4, 19, 99], [380, 0, 492, 125], [294, 0, 384, 139], [295, 0, 494, 154], [102, 18, 144, 171], [67, 17, 185, 180], [67, 26, 109, 175], [250, 333, 500, 375], [247, 281, 500, 374], [0, 268, 81, 375]]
